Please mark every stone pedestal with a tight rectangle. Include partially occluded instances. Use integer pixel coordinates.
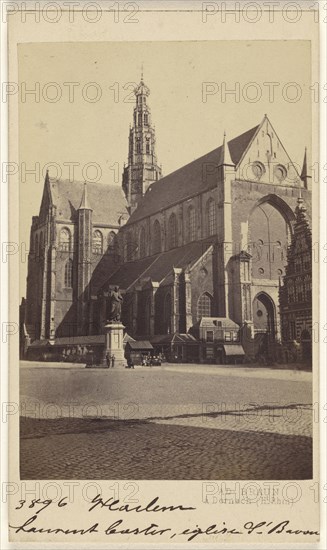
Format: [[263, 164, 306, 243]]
[[102, 322, 125, 368]]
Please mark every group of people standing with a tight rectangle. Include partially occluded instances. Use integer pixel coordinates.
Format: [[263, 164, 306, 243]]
[[105, 353, 116, 368]]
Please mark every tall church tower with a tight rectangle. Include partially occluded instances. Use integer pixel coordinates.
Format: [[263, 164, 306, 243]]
[[122, 75, 162, 212]]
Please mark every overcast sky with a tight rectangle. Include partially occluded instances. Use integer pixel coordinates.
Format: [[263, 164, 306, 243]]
[[18, 40, 312, 297]]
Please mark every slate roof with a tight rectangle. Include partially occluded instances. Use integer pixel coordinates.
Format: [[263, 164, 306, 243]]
[[197, 317, 240, 329], [123, 333, 136, 343], [102, 238, 215, 291], [29, 335, 105, 347], [127, 125, 259, 224], [48, 178, 128, 225], [90, 253, 122, 295]]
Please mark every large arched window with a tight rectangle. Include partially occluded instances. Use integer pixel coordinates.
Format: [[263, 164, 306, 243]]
[[139, 227, 146, 258], [197, 292, 213, 320], [248, 200, 290, 280], [126, 232, 136, 261], [206, 199, 216, 237], [168, 213, 178, 250], [92, 230, 103, 255], [59, 227, 71, 252], [64, 259, 73, 288], [107, 231, 117, 253], [153, 220, 161, 254], [187, 206, 196, 242], [163, 292, 171, 334], [144, 113, 149, 126]]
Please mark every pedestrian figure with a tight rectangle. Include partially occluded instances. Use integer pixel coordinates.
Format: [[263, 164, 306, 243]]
[[106, 352, 111, 368], [127, 357, 134, 369], [111, 354, 115, 368]]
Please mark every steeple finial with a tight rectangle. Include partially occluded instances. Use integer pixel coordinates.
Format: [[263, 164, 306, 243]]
[[300, 146, 311, 189], [219, 131, 235, 167], [141, 63, 144, 81], [79, 181, 92, 210]]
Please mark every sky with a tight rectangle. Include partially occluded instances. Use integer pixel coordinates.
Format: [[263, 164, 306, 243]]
[[18, 40, 312, 297]]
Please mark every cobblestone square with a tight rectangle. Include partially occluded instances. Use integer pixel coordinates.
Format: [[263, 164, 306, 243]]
[[20, 362, 313, 480]]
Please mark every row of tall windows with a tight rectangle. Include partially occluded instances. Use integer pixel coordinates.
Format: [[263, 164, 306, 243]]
[[128, 199, 217, 260], [58, 228, 117, 255]]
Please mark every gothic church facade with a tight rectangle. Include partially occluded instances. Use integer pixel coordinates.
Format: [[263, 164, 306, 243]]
[[24, 77, 312, 360]]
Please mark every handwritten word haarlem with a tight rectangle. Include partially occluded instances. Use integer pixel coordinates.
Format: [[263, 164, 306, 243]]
[[9, 495, 319, 541]]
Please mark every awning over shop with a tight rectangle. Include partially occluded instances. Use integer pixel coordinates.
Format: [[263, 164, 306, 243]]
[[223, 344, 245, 356], [127, 341, 153, 351], [150, 333, 198, 346]]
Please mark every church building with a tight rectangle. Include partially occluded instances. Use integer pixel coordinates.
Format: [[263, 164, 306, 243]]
[[23, 76, 312, 363]]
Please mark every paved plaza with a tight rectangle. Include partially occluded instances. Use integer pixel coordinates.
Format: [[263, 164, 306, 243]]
[[20, 362, 313, 480]]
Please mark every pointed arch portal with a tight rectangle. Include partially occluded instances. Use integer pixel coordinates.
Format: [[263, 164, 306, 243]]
[[253, 292, 276, 341]]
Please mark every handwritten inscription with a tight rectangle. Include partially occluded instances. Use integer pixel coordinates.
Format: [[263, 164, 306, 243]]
[[88, 494, 195, 513], [9, 495, 319, 541]]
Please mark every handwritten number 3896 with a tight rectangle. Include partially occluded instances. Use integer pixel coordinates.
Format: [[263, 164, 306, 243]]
[[15, 498, 68, 514]]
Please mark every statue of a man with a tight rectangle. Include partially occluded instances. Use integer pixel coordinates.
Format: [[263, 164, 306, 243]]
[[108, 286, 123, 322]]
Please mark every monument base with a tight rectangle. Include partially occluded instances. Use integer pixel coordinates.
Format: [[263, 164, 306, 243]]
[[102, 322, 126, 368]]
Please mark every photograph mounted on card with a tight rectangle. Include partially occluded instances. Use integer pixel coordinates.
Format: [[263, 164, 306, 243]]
[[5, 2, 321, 546]]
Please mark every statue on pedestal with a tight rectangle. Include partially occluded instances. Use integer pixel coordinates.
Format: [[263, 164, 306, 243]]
[[108, 286, 123, 323]]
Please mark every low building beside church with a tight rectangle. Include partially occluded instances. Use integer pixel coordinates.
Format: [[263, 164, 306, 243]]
[[22, 76, 312, 364]]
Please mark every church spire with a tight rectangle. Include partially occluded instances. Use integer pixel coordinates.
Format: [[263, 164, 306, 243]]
[[79, 181, 92, 210], [122, 76, 162, 212], [300, 146, 311, 189], [218, 131, 235, 167]]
